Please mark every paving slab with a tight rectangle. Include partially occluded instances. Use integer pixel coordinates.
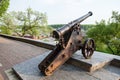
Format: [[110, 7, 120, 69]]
[[12, 51, 99, 80], [5, 69, 19, 80], [0, 36, 49, 80], [68, 51, 119, 72], [12, 51, 120, 80], [87, 68, 120, 80], [104, 65, 120, 76]]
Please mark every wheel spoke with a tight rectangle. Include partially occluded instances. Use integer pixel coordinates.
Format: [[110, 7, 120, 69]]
[[82, 39, 95, 59]]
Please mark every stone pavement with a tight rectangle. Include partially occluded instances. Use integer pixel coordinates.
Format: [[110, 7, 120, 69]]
[[0, 36, 120, 80], [12, 51, 120, 80], [0, 37, 49, 80]]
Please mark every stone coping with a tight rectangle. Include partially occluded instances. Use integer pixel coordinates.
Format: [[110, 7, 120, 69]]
[[0, 34, 55, 50]]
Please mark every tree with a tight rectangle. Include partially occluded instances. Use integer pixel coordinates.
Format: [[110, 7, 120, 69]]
[[0, 12, 16, 35], [0, 8, 53, 39], [0, 0, 9, 16], [87, 11, 120, 55], [13, 8, 52, 37], [108, 11, 120, 55]]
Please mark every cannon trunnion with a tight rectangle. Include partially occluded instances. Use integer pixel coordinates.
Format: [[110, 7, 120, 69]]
[[38, 12, 95, 76]]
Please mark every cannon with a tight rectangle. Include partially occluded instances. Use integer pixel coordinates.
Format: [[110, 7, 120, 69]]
[[38, 11, 95, 76]]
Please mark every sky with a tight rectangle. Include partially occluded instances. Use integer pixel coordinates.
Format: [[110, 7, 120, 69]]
[[8, 0, 120, 25]]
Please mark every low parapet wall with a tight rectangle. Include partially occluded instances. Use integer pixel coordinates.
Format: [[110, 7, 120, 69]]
[[0, 34, 55, 50]]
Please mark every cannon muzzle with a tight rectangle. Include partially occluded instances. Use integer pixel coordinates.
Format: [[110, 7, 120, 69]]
[[53, 11, 93, 39]]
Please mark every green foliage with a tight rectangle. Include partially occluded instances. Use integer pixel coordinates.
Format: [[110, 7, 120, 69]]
[[0, 8, 53, 38], [50, 24, 64, 29], [0, 0, 9, 16], [111, 11, 120, 23], [109, 39, 120, 55], [12, 8, 50, 37], [87, 11, 120, 55], [0, 12, 15, 35], [50, 24, 95, 32], [81, 24, 95, 31]]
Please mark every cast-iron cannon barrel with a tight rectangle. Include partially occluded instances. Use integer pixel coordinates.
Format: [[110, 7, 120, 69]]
[[53, 11, 92, 39]]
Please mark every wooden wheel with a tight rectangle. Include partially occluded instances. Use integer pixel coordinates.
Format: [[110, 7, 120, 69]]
[[82, 38, 95, 59]]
